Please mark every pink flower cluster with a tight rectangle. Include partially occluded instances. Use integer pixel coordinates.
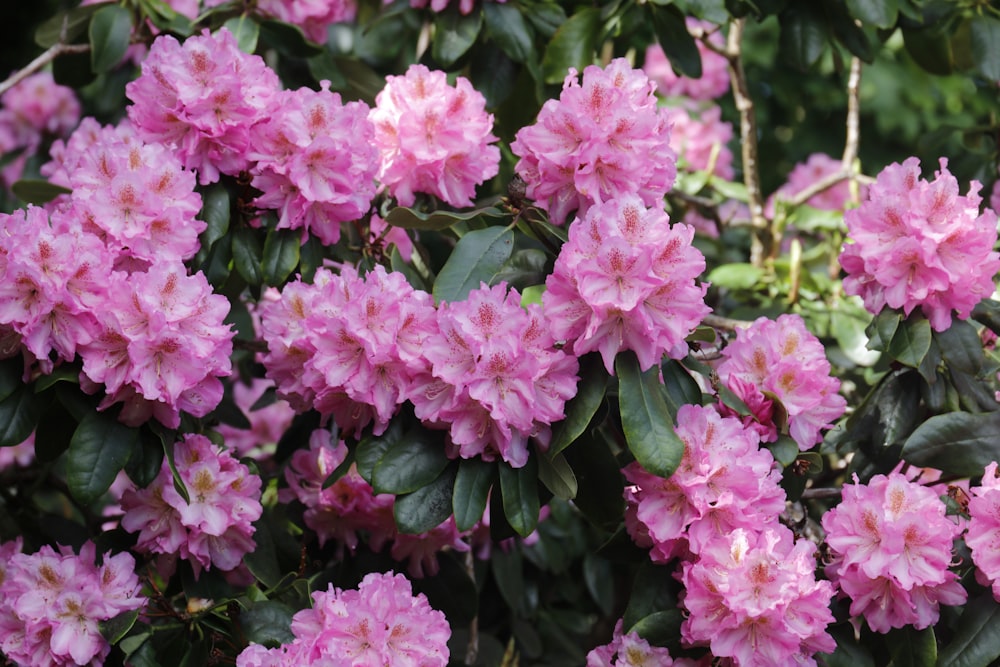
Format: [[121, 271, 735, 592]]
[[408, 0, 504, 14], [0, 72, 79, 188], [256, 0, 357, 43], [822, 473, 966, 633], [716, 314, 846, 450], [643, 21, 730, 101], [512, 59, 677, 224], [768, 153, 866, 215], [250, 83, 378, 246], [624, 404, 785, 563], [680, 525, 835, 666], [237, 571, 450, 666], [586, 619, 674, 667], [413, 282, 579, 467], [370, 64, 500, 208], [664, 103, 733, 180], [120, 433, 263, 576], [217, 378, 296, 460], [968, 462, 1000, 601], [840, 157, 1000, 331], [126, 28, 280, 184], [543, 195, 709, 373], [0, 540, 144, 667]]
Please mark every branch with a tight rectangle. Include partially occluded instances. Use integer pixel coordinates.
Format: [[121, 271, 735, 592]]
[[0, 43, 91, 97], [702, 312, 754, 331]]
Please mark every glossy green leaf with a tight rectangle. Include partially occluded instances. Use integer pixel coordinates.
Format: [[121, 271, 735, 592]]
[[972, 17, 1000, 82], [0, 358, 20, 403], [241, 601, 296, 646], [541, 7, 601, 84], [67, 411, 138, 504], [100, 609, 139, 645], [258, 19, 323, 56], [846, 0, 898, 29], [779, 5, 828, 71], [824, 625, 876, 667], [198, 184, 230, 249], [125, 431, 164, 489], [616, 351, 685, 479], [707, 263, 766, 290], [89, 5, 132, 73], [550, 354, 607, 456], [372, 427, 450, 495], [384, 205, 505, 231], [903, 26, 954, 76], [261, 228, 300, 286], [630, 610, 683, 647], [623, 561, 677, 631], [937, 320, 990, 375], [650, 4, 702, 78], [830, 2, 875, 62], [973, 299, 1000, 336], [243, 511, 281, 588], [11, 179, 71, 205], [521, 0, 566, 38], [938, 593, 1000, 667], [432, 226, 514, 304], [223, 15, 260, 53], [661, 359, 701, 418], [355, 417, 404, 483], [888, 315, 932, 368], [537, 451, 577, 499], [484, 3, 533, 62], [867, 308, 901, 351], [0, 387, 44, 448], [394, 464, 458, 534], [322, 447, 355, 489], [888, 625, 936, 667], [432, 5, 482, 66], [903, 411, 1000, 477], [491, 546, 525, 612], [36, 3, 105, 48], [232, 227, 264, 286], [498, 457, 540, 537], [453, 457, 494, 531]]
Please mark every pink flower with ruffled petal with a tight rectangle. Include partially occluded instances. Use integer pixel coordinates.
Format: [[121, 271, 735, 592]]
[[643, 20, 729, 101]]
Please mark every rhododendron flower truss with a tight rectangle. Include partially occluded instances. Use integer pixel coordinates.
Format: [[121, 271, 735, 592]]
[[840, 157, 1000, 331], [543, 196, 709, 373], [967, 461, 1000, 601], [236, 571, 450, 666], [822, 473, 966, 634], [255, 0, 357, 44], [412, 282, 580, 468], [680, 525, 836, 666], [716, 314, 846, 450], [512, 58, 676, 224], [369, 64, 500, 207], [586, 619, 675, 666]]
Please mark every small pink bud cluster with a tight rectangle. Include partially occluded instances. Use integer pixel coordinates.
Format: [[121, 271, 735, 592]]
[[643, 21, 730, 101], [256, 0, 357, 43], [664, 103, 734, 180], [512, 59, 677, 224], [624, 404, 785, 563], [716, 314, 846, 450], [768, 153, 866, 215], [413, 282, 579, 467], [408, 0, 504, 14], [370, 64, 500, 208], [0, 72, 79, 188], [126, 28, 281, 184], [259, 265, 438, 437], [840, 157, 1000, 332], [586, 619, 675, 666], [250, 84, 379, 246], [680, 525, 836, 666], [120, 434, 263, 576], [236, 571, 450, 666], [967, 462, 1000, 601], [543, 195, 710, 373], [822, 473, 966, 633], [0, 540, 144, 667]]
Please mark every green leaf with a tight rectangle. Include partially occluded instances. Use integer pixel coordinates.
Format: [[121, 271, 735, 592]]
[[394, 463, 458, 534], [937, 320, 990, 375], [888, 625, 936, 667], [11, 179, 71, 205], [257, 19, 323, 56], [198, 185, 230, 249], [623, 561, 677, 631], [261, 228, 300, 287], [232, 227, 264, 286], [661, 359, 701, 418], [484, 3, 534, 63], [971, 17, 1000, 82], [100, 609, 139, 645], [537, 451, 577, 499], [846, 0, 898, 29], [649, 4, 702, 78], [432, 5, 482, 66], [707, 262, 766, 290], [491, 547, 525, 612], [779, 5, 829, 71], [888, 315, 932, 368], [125, 431, 164, 489], [499, 457, 540, 537], [972, 299, 1000, 336], [243, 512, 282, 588], [355, 418, 404, 483], [223, 15, 260, 53], [550, 354, 607, 456], [830, 2, 875, 62], [241, 601, 296, 646], [372, 427, 450, 494], [36, 4, 106, 48], [453, 457, 494, 531], [630, 610, 683, 647], [541, 7, 601, 84], [0, 358, 21, 403], [564, 430, 624, 529], [384, 205, 505, 231], [867, 308, 901, 351], [67, 411, 138, 504], [521, 0, 566, 38], [616, 351, 685, 479], [903, 26, 955, 76], [89, 5, 132, 73], [432, 226, 514, 304], [0, 386, 44, 448], [903, 411, 1000, 477], [825, 625, 876, 667], [938, 593, 1000, 667]]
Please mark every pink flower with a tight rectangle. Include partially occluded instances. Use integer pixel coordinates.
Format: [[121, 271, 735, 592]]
[[126, 28, 281, 184], [768, 153, 867, 215], [217, 378, 296, 460], [120, 434, 263, 575], [664, 103, 733, 180], [256, 0, 357, 43], [0, 72, 79, 188], [512, 58, 677, 224], [624, 404, 785, 562], [643, 21, 730, 101], [716, 314, 845, 450], [408, 0, 504, 14], [840, 157, 1000, 331], [543, 195, 709, 373], [680, 525, 835, 666], [962, 462, 1000, 601], [587, 619, 674, 666], [822, 473, 966, 633], [370, 64, 500, 207]]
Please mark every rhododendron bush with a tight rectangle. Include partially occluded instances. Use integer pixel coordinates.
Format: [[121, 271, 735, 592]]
[[5, 0, 1000, 665]]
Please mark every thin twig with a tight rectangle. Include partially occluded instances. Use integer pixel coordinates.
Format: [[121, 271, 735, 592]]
[[703, 312, 754, 331], [799, 487, 843, 500], [0, 43, 91, 97], [464, 549, 479, 666], [782, 169, 875, 209]]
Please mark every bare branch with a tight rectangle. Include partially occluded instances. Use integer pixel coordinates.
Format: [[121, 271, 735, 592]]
[[703, 312, 754, 331], [0, 43, 91, 98]]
